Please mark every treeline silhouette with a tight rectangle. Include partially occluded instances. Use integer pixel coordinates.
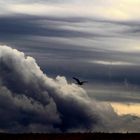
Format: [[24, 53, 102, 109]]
[[0, 133, 139, 140]]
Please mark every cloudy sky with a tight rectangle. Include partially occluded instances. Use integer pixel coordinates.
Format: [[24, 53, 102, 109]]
[[0, 0, 140, 133]]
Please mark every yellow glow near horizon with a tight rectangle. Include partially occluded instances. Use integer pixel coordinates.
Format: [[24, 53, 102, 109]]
[[111, 102, 140, 117]]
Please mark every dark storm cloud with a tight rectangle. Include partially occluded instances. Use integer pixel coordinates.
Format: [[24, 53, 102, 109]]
[[0, 45, 116, 132], [0, 15, 139, 88], [0, 15, 93, 38], [0, 15, 128, 45], [0, 14, 140, 104], [0, 45, 140, 132]]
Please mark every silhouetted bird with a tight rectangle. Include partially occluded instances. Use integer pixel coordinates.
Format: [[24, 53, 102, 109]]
[[73, 77, 88, 85]]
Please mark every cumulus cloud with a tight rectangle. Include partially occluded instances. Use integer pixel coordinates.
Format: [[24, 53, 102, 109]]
[[0, 45, 140, 133]]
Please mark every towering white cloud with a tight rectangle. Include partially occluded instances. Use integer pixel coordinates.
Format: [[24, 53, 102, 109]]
[[0, 45, 140, 133]]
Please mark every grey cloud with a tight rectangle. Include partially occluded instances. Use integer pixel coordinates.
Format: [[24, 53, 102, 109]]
[[87, 84, 140, 103], [0, 45, 140, 132], [0, 86, 60, 132], [0, 15, 140, 104], [0, 45, 115, 132], [97, 19, 140, 37], [0, 16, 93, 38]]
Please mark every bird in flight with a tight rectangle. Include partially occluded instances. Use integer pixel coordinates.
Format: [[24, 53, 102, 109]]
[[73, 77, 88, 85]]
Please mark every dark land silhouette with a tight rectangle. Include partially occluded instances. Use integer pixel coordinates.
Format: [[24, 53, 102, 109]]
[[0, 133, 140, 140]]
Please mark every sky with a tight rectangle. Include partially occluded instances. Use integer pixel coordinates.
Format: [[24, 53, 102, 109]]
[[0, 0, 140, 133]]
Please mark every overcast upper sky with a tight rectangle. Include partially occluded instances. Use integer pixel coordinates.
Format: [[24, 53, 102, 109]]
[[1, 0, 140, 99], [1, 0, 140, 20], [0, 0, 140, 132]]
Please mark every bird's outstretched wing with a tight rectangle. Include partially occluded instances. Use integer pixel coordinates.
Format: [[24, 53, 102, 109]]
[[73, 77, 88, 85], [73, 77, 80, 83]]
